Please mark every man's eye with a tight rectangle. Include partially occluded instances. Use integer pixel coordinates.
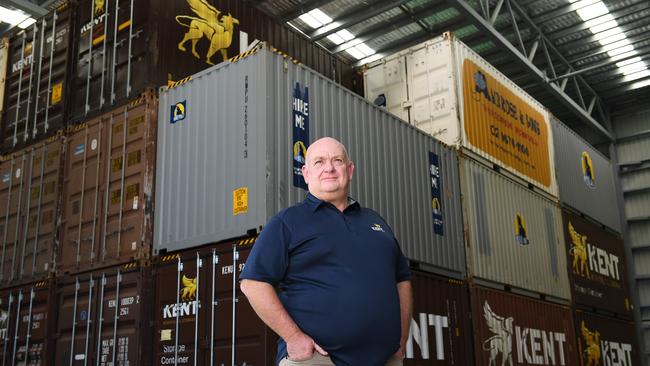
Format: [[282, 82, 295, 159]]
[[314, 161, 322, 165]]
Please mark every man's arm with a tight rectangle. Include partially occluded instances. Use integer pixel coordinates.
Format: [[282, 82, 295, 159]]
[[394, 280, 413, 358], [240, 279, 327, 360]]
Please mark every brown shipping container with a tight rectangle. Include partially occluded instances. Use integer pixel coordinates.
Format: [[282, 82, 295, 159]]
[[71, 0, 356, 120], [58, 91, 156, 274], [471, 286, 579, 366], [574, 310, 640, 366], [0, 280, 55, 366], [0, 137, 62, 287], [53, 261, 152, 365], [2, 4, 73, 153], [562, 210, 632, 318], [153, 237, 277, 366], [405, 271, 473, 365]]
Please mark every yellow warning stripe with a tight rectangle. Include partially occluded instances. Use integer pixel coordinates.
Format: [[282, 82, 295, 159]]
[[160, 254, 181, 262], [237, 236, 257, 247], [447, 279, 464, 286], [35, 281, 47, 288], [92, 20, 131, 46], [123, 262, 137, 270], [270, 46, 301, 65], [167, 76, 192, 90], [228, 44, 262, 64]]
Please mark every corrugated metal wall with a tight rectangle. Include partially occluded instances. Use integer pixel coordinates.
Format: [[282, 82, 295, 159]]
[[156, 45, 466, 277], [459, 157, 570, 299], [613, 108, 650, 366], [552, 117, 621, 233]]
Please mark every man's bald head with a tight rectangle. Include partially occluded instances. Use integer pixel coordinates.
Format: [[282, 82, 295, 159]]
[[305, 137, 349, 164], [301, 137, 354, 210]]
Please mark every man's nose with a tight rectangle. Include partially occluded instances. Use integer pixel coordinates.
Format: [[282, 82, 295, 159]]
[[323, 160, 335, 172]]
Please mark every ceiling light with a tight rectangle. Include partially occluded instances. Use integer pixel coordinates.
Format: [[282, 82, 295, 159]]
[[0, 6, 32, 27], [309, 9, 332, 25], [620, 63, 647, 75], [617, 57, 642, 67], [336, 29, 355, 42], [345, 47, 365, 60], [610, 50, 638, 62], [607, 45, 635, 57], [339, 38, 364, 51], [630, 79, 650, 90], [624, 69, 650, 82], [356, 43, 376, 57], [570, 0, 599, 7], [299, 13, 322, 29], [585, 14, 613, 28], [361, 54, 382, 65], [602, 39, 630, 52], [596, 32, 626, 46], [17, 17, 36, 29], [576, 2, 609, 21], [327, 33, 344, 45], [588, 20, 617, 34], [593, 27, 623, 41]]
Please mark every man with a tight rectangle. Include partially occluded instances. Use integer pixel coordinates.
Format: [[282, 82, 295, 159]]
[[240, 137, 412, 366]]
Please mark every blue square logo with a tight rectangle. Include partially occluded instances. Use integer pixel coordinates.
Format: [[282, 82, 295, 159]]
[[171, 101, 186, 124]]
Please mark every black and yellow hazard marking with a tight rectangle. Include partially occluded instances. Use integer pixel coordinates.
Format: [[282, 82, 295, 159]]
[[270, 46, 301, 65], [123, 262, 138, 270], [237, 237, 257, 247], [35, 281, 47, 288], [229, 44, 262, 63], [167, 76, 192, 90], [447, 279, 464, 286], [160, 254, 181, 262]]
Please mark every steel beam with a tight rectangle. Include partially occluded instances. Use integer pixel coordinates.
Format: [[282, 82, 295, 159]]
[[443, 0, 614, 141], [4, 0, 47, 17], [308, 0, 411, 42]]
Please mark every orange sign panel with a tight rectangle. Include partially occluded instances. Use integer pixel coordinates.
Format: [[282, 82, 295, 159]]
[[462, 59, 551, 187]]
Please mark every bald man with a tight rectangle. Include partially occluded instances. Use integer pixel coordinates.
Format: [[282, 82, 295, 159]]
[[240, 137, 412, 366]]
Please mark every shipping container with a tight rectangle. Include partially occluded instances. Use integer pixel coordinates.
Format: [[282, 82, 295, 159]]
[[460, 157, 570, 299], [405, 270, 473, 365], [152, 237, 277, 366], [470, 286, 579, 366], [70, 0, 356, 120], [562, 210, 632, 318], [155, 43, 466, 277], [364, 32, 558, 198], [0, 137, 62, 287], [0, 280, 55, 366], [1, 4, 73, 153], [0, 37, 8, 114], [574, 310, 640, 366], [552, 117, 621, 233], [58, 91, 156, 275], [53, 261, 152, 365]]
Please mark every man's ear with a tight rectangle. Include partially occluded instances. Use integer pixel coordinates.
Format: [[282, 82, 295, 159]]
[[301, 164, 309, 185]]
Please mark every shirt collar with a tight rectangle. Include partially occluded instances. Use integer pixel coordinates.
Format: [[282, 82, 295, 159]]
[[305, 193, 360, 213]]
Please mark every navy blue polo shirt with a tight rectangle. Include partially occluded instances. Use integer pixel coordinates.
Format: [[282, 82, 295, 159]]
[[240, 193, 411, 366]]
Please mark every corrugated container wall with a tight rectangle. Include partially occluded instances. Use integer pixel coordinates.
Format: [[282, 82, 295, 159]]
[[552, 117, 621, 232], [70, 0, 356, 121], [0, 37, 8, 114], [1, 4, 73, 153], [0, 280, 55, 366], [155, 44, 466, 277], [53, 262, 152, 365], [152, 237, 277, 366], [364, 33, 557, 198], [0, 137, 62, 287], [470, 286, 579, 366], [58, 91, 156, 275], [460, 157, 570, 299], [562, 210, 632, 318], [405, 271, 473, 365], [574, 310, 640, 366]]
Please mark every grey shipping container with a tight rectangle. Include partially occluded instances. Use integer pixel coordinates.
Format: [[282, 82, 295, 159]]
[[152, 237, 277, 366], [155, 43, 466, 277], [460, 156, 570, 300], [406, 271, 473, 365], [0, 137, 62, 287], [552, 117, 621, 233], [53, 261, 152, 366]]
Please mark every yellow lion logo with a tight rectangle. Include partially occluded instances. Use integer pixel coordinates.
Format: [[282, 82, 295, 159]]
[[94, 0, 105, 16], [176, 0, 240, 65], [568, 222, 589, 278], [181, 275, 197, 301], [581, 321, 601, 366]]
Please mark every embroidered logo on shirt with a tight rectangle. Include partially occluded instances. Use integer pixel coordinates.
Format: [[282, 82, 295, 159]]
[[371, 224, 385, 232]]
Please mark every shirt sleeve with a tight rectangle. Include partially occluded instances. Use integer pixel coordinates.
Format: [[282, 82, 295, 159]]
[[395, 240, 412, 283], [240, 213, 291, 285]]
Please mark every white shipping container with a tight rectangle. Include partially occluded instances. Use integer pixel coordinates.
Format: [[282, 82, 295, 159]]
[[364, 33, 558, 198]]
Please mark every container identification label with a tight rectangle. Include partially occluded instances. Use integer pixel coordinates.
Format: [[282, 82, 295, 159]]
[[292, 82, 309, 190], [233, 187, 248, 215], [429, 152, 444, 235], [170, 100, 186, 124], [462, 59, 551, 188]]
